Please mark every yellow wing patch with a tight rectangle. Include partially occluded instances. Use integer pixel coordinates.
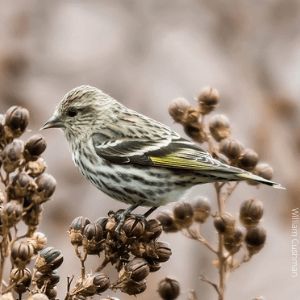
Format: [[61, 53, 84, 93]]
[[149, 153, 214, 170]]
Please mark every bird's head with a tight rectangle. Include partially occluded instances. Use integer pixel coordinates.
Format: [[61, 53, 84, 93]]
[[41, 85, 116, 141]]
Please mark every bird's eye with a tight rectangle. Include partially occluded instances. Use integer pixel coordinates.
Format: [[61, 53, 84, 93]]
[[67, 108, 78, 117]]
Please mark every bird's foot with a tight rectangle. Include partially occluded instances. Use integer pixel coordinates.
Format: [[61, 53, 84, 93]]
[[108, 200, 145, 232], [108, 203, 158, 233]]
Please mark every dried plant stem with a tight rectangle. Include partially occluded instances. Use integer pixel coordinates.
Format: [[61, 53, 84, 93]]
[[200, 274, 220, 297], [224, 182, 239, 203], [183, 227, 217, 254], [64, 276, 74, 300], [187, 290, 198, 300], [0, 231, 10, 295], [0, 251, 5, 294], [230, 255, 251, 272], [215, 182, 226, 300]]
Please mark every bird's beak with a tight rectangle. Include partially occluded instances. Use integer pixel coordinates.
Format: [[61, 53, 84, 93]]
[[40, 114, 65, 130]]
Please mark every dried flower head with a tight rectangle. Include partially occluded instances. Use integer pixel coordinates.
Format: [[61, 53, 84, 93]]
[[209, 115, 231, 142], [69, 216, 91, 246], [5, 106, 29, 139], [173, 201, 194, 228], [198, 86, 220, 114], [156, 211, 179, 233], [10, 268, 32, 294], [219, 138, 244, 160], [245, 226, 267, 256], [240, 199, 264, 228], [214, 213, 236, 236], [191, 196, 211, 223], [238, 149, 259, 171], [224, 227, 244, 254], [168, 98, 191, 123], [254, 163, 274, 181], [28, 232, 47, 253], [183, 122, 206, 143], [35, 247, 63, 273], [158, 277, 180, 300], [24, 134, 47, 160]]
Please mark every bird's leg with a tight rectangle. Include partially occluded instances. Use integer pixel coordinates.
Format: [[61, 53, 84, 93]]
[[114, 200, 145, 232], [143, 206, 158, 218]]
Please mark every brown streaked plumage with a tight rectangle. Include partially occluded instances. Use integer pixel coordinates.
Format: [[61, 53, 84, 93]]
[[42, 85, 284, 211]]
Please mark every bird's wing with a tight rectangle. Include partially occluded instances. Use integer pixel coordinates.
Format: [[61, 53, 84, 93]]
[[92, 132, 241, 173]]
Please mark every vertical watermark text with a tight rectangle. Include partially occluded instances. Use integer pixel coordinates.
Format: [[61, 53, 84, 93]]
[[292, 208, 299, 277]]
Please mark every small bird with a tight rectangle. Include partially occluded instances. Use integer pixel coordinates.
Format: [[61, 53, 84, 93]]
[[42, 85, 283, 217]]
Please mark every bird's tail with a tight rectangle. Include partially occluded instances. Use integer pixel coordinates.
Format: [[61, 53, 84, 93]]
[[235, 173, 285, 189]]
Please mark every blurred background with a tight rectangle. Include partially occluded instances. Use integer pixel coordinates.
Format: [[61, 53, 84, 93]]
[[0, 0, 299, 299]]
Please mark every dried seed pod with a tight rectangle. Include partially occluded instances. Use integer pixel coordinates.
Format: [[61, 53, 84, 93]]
[[25, 158, 47, 178], [198, 86, 220, 106], [156, 211, 179, 233], [219, 138, 244, 160], [214, 213, 236, 236], [10, 172, 33, 198], [254, 163, 274, 180], [173, 201, 194, 228], [191, 196, 211, 223], [158, 277, 180, 300], [238, 149, 259, 171], [22, 204, 42, 226], [198, 86, 220, 114], [245, 226, 267, 256], [5, 106, 29, 138], [125, 258, 150, 281], [183, 122, 206, 143], [92, 273, 110, 294], [24, 134, 47, 161], [32, 174, 56, 204], [69, 216, 91, 246], [2, 139, 24, 173], [153, 241, 172, 262], [4, 200, 23, 227], [10, 268, 32, 294], [11, 241, 35, 268], [28, 232, 47, 253], [122, 216, 145, 238], [131, 241, 146, 257], [144, 219, 163, 241], [72, 274, 110, 296], [35, 247, 63, 273], [95, 217, 108, 238], [182, 108, 200, 125], [45, 286, 58, 299], [148, 260, 161, 272], [168, 98, 191, 123], [209, 115, 231, 142], [82, 222, 104, 254], [240, 199, 264, 228], [35, 270, 60, 289], [224, 227, 244, 254], [120, 278, 147, 295]]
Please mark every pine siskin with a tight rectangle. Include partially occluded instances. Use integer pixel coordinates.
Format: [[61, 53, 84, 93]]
[[41, 86, 283, 214]]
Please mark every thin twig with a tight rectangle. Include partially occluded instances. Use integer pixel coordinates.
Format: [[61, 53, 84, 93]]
[[224, 182, 239, 203], [215, 182, 226, 300], [183, 227, 218, 254], [64, 276, 74, 300], [229, 255, 251, 272], [200, 274, 221, 297], [187, 290, 198, 300]]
